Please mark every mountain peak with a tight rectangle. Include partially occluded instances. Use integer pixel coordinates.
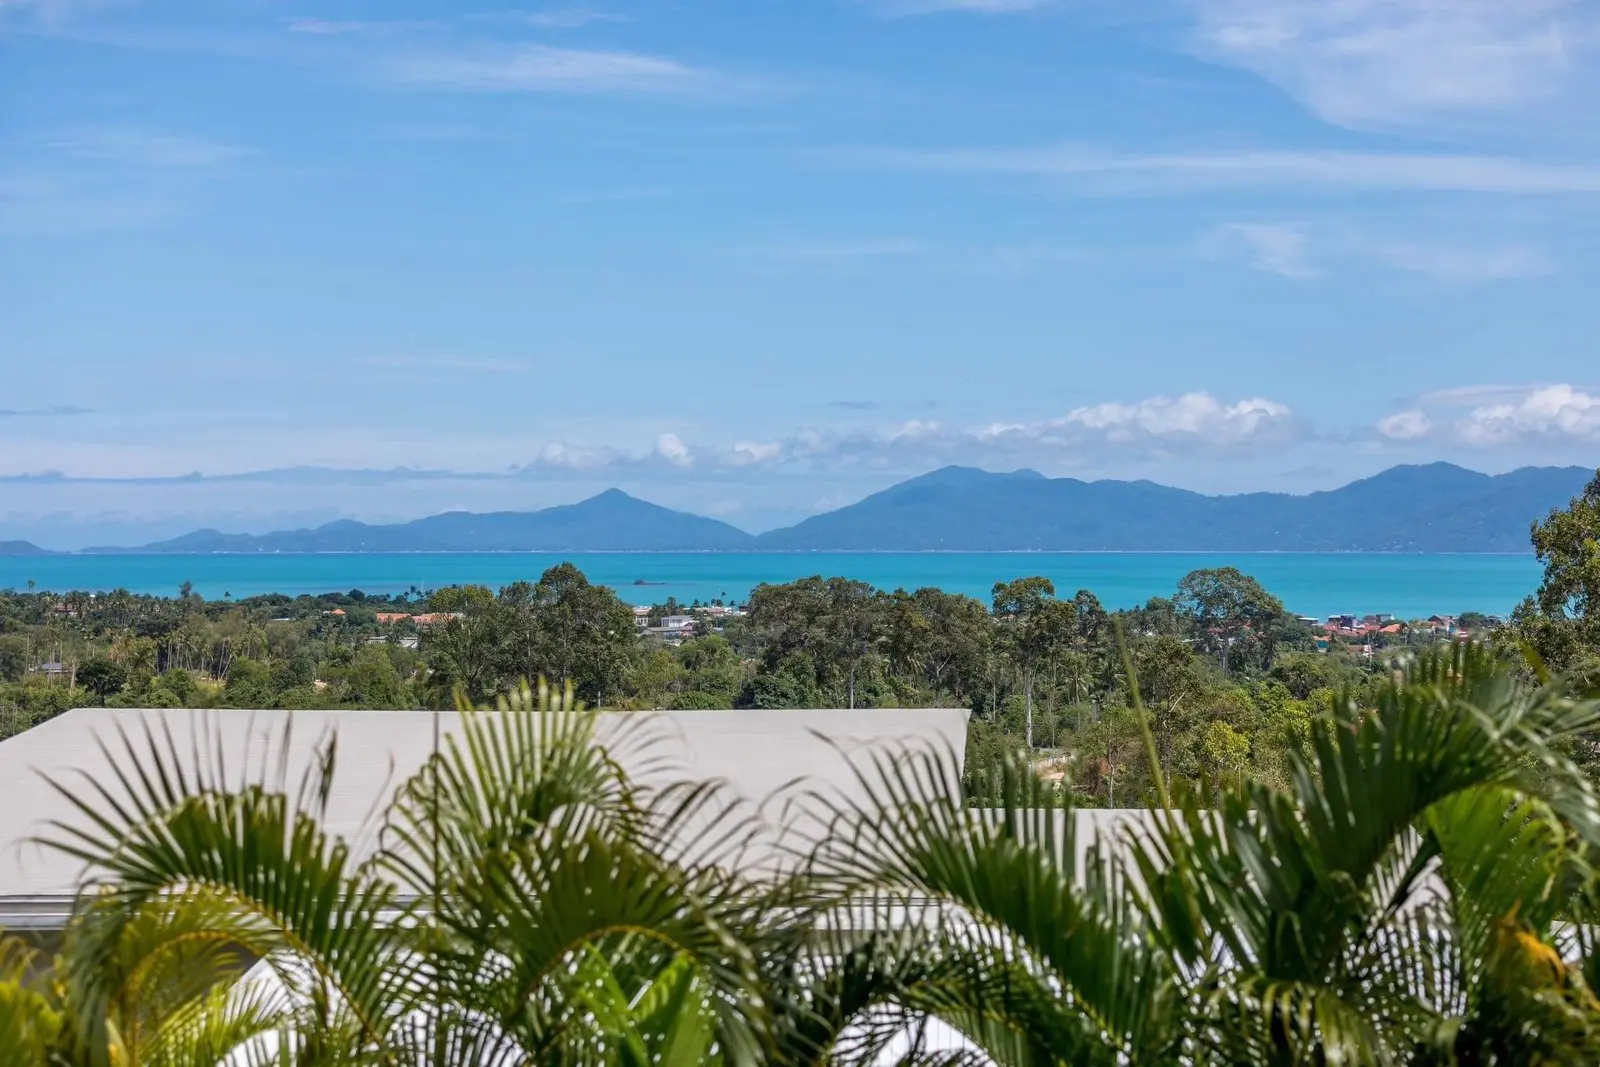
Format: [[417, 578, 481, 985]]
[[908, 465, 1046, 487], [101, 489, 753, 553], [586, 488, 639, 505], [52, 462, 1594, 555], [754, 462, 1592, 552]]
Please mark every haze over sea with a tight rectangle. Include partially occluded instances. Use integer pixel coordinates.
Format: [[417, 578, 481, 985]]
[[0, 553, 1541, 621]]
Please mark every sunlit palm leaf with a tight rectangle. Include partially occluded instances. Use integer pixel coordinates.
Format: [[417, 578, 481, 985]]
[[37, 714, 417, 1062]]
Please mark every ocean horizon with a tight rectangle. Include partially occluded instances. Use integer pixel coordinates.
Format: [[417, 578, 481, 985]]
[[0, 552, 1543, 620]]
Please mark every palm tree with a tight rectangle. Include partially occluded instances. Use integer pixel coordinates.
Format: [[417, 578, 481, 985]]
[[0, 684, 839, 1065], [1133, 642, 1600, 1064], [808, 643, 1600, 1065], [6, 646, 1600, 1064]]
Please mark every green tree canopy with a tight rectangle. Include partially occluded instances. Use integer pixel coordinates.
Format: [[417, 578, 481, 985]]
[[76, 656, 127, 705], [1174, 566, 1288, 675], [1511, 468, 1600, 687]]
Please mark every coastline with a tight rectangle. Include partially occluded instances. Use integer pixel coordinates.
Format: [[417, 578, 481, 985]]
[[0, 550, 1543, 619]]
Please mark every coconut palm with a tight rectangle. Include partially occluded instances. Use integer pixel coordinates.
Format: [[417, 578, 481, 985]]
[[0, 683, 851, 1066], [6, 646, 1600, 1065], [1134, 643, 1600, 1064], [810, 642, 1600, 1065]]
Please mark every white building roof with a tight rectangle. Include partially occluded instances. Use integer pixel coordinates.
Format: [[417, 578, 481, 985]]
[[0, 706, 969, 929]]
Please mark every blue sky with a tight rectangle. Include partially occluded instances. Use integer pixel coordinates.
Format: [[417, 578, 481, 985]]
[[3, 0, 1600, 544]]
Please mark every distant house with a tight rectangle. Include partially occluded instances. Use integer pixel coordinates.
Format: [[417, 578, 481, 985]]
[[324, 608, 347, 617], [374, 613, 410, 625], [632, 606, 651, 631], [647, 615, 697, 644], [32, 662, 67, 681], [411, 612, 464, 628]]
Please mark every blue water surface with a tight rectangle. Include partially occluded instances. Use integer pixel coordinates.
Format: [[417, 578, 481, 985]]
[[0, 553, 1542, 620]]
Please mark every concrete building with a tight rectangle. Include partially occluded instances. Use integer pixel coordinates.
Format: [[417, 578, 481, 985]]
[[0, 705, 970, 931], [0, 706, 1164, 1063]]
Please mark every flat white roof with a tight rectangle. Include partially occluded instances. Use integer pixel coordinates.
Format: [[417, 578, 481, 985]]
[[0, 706, 968, 928]]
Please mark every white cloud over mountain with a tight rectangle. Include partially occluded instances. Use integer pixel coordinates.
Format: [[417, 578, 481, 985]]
[[510, 391, 1300, 476], [1377, 383, 1600, 445], [1375, 410, 1432, 441], [1455, 384, 1600, 444]]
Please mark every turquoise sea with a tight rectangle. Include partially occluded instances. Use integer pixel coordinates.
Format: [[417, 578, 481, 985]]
[[0, 553, 1542, 620]]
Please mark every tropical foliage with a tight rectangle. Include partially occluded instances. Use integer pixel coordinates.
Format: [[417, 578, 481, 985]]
[[1508, 468, 1600, 689], [2, 560, 1464, 807], [4, 645, 1600, 1064]]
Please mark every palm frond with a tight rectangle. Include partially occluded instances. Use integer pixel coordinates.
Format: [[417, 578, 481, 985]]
[[36, 712, 416, 1061]]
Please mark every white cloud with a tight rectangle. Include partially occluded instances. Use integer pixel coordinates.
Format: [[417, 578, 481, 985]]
[[1366, 241, 1552, 282], [654, 432, 693, 468], [501, 392, 1301, 479], [871, 0, 1050, 15], [758, 393, 1300, 470], [1376, 383, 1600, 446], [1205, 223, 1554, 283], [829, 144, 1600, 195], [1206, 222, 1316, 277], [50, 131, 249, 167], [286, 17, 442, 35], [727, 441, 783, 466], [1187, 0, 1596, 131], [1062, 393, 1293, 443], [1456, 384, 1600, 445], [533, 441, 615, 470], [1375, 409, 1431, 440], [383, 45, 706, 94], [1417, 384, 1539, 407], [486, 8, 630, 29]]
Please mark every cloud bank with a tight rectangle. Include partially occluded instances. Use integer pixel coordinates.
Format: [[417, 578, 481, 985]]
[[512, 390, 1301, 475], [1376, 383, 1600, 445]]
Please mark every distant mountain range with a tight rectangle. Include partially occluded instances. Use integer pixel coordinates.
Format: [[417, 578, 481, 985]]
[[37, 462, 1593, 555], [83, 489, 751, 554], [0, 541, 55, 557], [759, 463, 1596, 553]]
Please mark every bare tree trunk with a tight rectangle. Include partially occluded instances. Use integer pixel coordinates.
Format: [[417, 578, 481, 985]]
[[1024, 670, 1034, 749]]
